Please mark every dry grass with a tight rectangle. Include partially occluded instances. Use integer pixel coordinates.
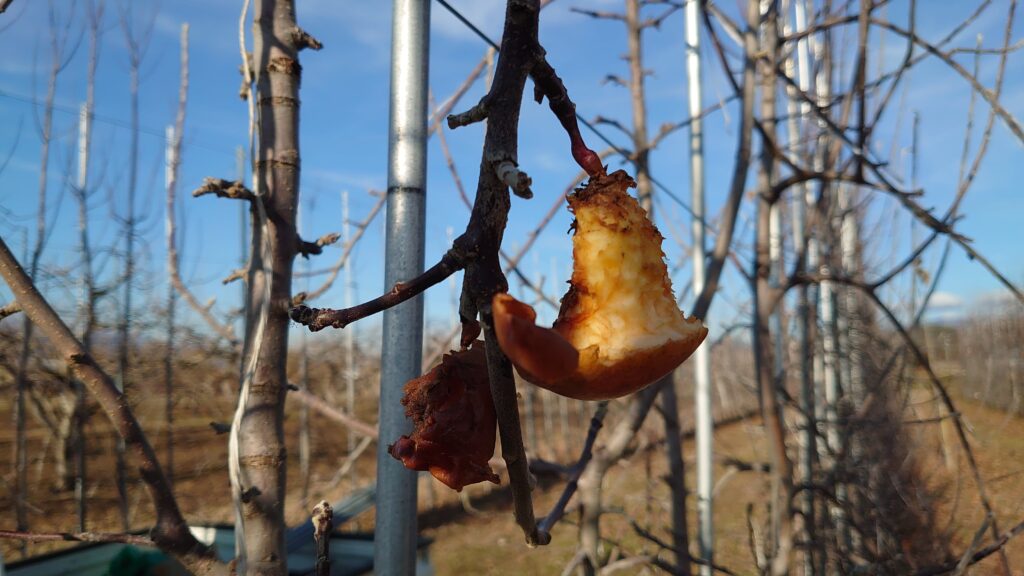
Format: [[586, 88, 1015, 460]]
[[427, 377, 1024, 575], [1, 353, 1021, 575]]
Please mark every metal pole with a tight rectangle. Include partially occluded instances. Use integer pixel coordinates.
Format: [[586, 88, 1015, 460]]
[[343, 191, 357, 483], [74, 102, 90, 532], [685, 1, 713, 573], [375, 0, 429, 573], [786, 2, 817, 570]]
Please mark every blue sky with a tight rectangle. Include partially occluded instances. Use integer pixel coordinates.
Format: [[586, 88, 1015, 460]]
[[0, 0, 1021, 345]]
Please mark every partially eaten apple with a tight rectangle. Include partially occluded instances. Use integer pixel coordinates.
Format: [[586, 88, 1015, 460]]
[[388, 342, 500, 491], [493, 169, 708, 400]]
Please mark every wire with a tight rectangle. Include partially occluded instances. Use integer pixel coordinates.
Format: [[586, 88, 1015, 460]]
[[436, 0, 499, 50], [433, 0, 717, 231], [0, 88, 234, 157]]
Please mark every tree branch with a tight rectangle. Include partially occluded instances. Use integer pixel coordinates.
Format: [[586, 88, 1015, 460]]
[[0, 236, 225, 575], [0, 300, 21, 321], [291, 386, 378, 439], [297, 231, 341, 259], [191, 177, 257, 201], [301, 194, 385, 301], [0, 530, 154, 546], [537, 401, 609, 539], [291, 247, 466, 331], [312, 501, 332, 576]]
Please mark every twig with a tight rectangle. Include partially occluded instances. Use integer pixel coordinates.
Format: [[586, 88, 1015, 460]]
[[629, 521, 740, 576], [534, 0, 758, 557], [222, 268, 246, 285], [0, 530, 154, 546], [430, 54, 489, 134], [292, 26, 322, 51], [168, 89, 240, 346], [952, 514, 991, 576], [795, 271, 1014, 571], [326, 435, 373, 489], [495, 160, 534, 199], [297, 232, 341, 259], [302, 194, 385, 301], [447, 100, 489, 128], [570, 7, 625, 20], [0, 300, 21, 321], [537, 401, 609, 538], [869, 16, 1024, 145], [291, 387, 378, 439], [913, 517, 1024, 576], [191, 177, 256, 201], [312, 500, 333, 576], [530, 52, 603, 176], [292, 248, 466, 331]]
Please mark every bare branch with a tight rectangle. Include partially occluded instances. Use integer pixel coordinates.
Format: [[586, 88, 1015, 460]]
[[312, 501, 333, 576], [531, 53, 604, 176], [447, 97, 489, 128], [291, 387, 378, 439], [297, 232, 341, 259], [593, 114, 633, 139], [0, 300, 21, 321], [292, 26, 322, 51], [430, 54, 489, 133], [869, 16, 1024, 145], [495, 160, 534, 199], [913, 517, 1024, 576], [570, 7, 625, 20], [191, 177, 256, 201], [0, 530, 154, 546], [601, 74, 628, 88], [302, 194, 385, 301], [0, 237, 225, 575], [222, 268, 247, 285], [292, 247, 466, 331], [537, 401, 609, 538]]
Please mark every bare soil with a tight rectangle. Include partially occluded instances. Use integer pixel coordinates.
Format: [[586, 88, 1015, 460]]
[[1, 368, 1021, 575]]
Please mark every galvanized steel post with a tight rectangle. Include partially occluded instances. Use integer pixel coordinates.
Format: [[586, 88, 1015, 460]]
[[375, 0, 430, 574], [684, 1, 714, 573]]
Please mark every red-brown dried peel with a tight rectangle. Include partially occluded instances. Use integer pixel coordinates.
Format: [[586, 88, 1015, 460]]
[[493, 170, 709, 400], [388, 342, 500, 491]]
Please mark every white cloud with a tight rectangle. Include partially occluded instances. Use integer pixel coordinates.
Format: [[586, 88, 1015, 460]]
[[929, 291, 963, 309], [972, 289, 1019, 310]]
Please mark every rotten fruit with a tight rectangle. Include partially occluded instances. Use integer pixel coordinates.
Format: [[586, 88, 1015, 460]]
[[493, 170, 708, 400], [388, 342, 500, 491]]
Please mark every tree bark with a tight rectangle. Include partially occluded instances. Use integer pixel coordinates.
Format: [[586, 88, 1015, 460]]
[[233, 1, 306, 572]]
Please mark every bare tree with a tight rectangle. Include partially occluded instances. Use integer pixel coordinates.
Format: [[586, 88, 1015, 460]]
[[163, 21, 189, 490], [112, 0, 156, 531], [11, 1, 79, 555], [571, 1, 692, 572], [67, 0, 106, 533], [227, 1, 320, 573], [0, 237, 228, 576]]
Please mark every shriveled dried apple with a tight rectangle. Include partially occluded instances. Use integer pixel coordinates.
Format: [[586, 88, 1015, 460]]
[[493, 169, 708, 400], [388, 342, 500, 491]]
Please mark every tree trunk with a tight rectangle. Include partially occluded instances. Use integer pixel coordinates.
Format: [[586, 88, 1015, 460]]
[[232, 1, 305, 572], [163, 23, 189, 492]]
